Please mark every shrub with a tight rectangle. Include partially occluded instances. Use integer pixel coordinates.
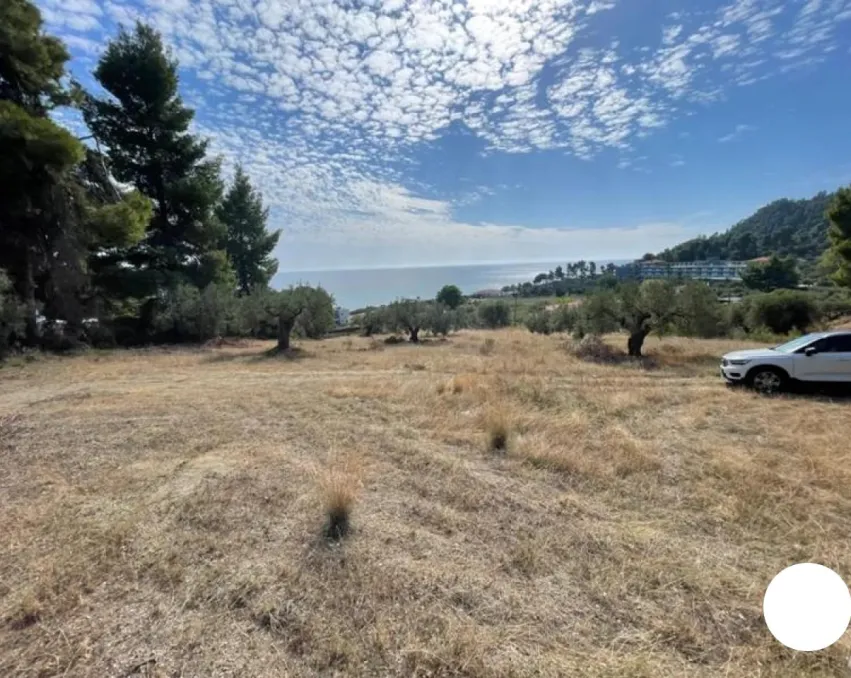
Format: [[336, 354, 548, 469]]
[[153, 283, 240, 342], [673, 281, 728, 338], [426, 303, 453, 337], [551, 306, 579, 333], [478, 301, 511, 329], [568, 335, 623, 363], [743, 290, 820, 334], [360, 309, 385, 337], [0, 269, 25, 358], [525, 310, 553, 335], [294, 286, 335, 339]]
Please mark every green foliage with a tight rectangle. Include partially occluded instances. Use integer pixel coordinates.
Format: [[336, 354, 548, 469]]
[[425, 303, 454, 337], [294, 286, 335, 339], [525, 305, 578, 335], [0, 0, 71, 111], [740, 255, 800, 292], [218, 165, 280, 294], [671, 281, 727, 338], [83, 22, 229, 293], [525, 310, 553, 335], [0, 270, 26, 357], [0, 101, 84, 181], [153, 284, 243, 342], [478, 300, 511, 329], [360, 308, 385, 337], [578, 280, 727, 355], [826, 186, 851, 287], [387, 299, 427, 342], [740, 291, 820, 335], [85, 189, 151, 248], [660, 192, 834, 262], [436, 284, 463, 310]]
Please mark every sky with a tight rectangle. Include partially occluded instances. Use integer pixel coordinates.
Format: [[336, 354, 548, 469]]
[[39, 0, 851, 271]]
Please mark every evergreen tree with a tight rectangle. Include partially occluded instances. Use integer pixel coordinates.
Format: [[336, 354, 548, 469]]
[[825, 187, 851, 287], [83, 22, 230, 294], [217, 165, 280, 294]]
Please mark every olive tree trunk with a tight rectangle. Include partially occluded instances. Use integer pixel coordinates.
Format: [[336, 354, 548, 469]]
[[627, 327, 651, 357], [277, 309, 303, 352], [409, 327, 420, 343]]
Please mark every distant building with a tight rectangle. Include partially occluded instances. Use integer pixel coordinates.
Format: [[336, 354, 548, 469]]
[[618, 259, 755, 281], [334, 307, 350, 326]]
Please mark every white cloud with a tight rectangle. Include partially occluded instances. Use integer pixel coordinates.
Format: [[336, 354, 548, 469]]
[[38, 0, 851, 268], [718, 123, 757, 142]]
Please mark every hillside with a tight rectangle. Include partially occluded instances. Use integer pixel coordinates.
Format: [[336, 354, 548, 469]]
[[2, 333, 850, 676], [659, 191, 834, 262]]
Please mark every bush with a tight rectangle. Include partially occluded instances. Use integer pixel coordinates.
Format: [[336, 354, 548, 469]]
[[0, 270, 25, 358], [568, 335, 623, 363], [153, 284, 245, 343], [743, 290, 820, 334], [294, 286, 335, 339], [426, 303, 453, 337], [673, 282, 728, 338], [551, 305, 579, 333], [525, 310, 553, 335], [478, 301, 511, 329], [360, 309, 385, 337]]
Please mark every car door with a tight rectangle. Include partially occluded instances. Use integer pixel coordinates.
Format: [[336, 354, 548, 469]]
[[825, 334, 851, 381], [796, 335, 851, 381]]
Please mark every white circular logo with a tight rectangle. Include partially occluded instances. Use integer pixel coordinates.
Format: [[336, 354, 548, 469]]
[[763, 563, 851, 651]]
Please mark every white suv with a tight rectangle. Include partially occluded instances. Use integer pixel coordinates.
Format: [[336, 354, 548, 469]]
[[720, 331, 851, 393]]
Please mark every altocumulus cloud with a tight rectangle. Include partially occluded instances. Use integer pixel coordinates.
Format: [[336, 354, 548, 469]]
[[37, 0, 851, 269]]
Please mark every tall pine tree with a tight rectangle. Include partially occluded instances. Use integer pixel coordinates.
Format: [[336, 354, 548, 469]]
[[83, 23, 231, 294], [826, 187, 851, 288], [217, 166, 280, 294]]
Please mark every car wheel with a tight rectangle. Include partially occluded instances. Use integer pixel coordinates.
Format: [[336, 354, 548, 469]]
[[747, 367, 786, 395]]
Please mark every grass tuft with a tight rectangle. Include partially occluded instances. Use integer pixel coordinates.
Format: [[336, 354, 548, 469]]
[[315, 453, 362, 541], [479, 337, 496, 355], [483, 406, 511, 452]]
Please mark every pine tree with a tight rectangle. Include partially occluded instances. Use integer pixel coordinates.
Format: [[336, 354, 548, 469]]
[[217, 165, 280, 294], [83, 22, 231, 294], [0, 0, 85, 342], [826, 187, 851, 287], [1, 2, 152, 343]]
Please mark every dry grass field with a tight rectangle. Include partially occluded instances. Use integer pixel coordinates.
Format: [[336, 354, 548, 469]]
[[1, 330, 850, 677]]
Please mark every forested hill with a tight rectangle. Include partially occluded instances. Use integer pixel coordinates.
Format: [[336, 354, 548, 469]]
[[658, 191, 834, 262]]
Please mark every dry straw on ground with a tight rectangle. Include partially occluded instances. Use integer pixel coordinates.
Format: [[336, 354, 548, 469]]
[[1, 329, 850, 677]]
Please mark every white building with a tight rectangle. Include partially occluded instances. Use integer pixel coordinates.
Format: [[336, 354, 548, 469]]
[[621, 258, 766, 281], [334, 307, 350, 326]]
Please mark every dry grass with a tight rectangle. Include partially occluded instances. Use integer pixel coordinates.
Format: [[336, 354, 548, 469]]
[[314, 451, 363, 540], [1, 330, 850, 676]]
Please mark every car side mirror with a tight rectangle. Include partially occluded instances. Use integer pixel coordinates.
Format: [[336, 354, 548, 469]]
[[805, 346, 817, 357]]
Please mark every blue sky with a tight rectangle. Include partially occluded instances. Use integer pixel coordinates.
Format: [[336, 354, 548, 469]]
[[40, 0, 851, 271]]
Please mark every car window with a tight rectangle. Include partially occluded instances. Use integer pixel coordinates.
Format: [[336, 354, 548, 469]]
[[822, 335, 851, 353], [807, 335, 851, 353]]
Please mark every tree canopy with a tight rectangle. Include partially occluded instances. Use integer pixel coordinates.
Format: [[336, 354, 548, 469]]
[[436, 284, 463, 309], [740, 255, 800, 292], [83, 22, 230, 293], [658, 192, 834, 262], [0, 4, 284, 352], [825, 187, 851, 287], [218, 165, 280, 294]]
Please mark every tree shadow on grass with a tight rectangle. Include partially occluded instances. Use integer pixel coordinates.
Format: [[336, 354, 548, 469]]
[[200, 346, 312, 364]]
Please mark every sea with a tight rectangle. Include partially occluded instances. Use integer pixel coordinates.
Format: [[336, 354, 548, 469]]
[[274, 260, 628, 310]]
